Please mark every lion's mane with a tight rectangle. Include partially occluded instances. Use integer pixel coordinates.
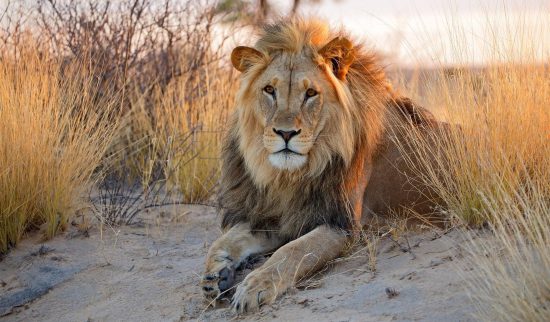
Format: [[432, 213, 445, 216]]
[[219, 19, 428, 240]]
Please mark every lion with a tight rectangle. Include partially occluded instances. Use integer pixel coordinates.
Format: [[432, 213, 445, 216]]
[[201, 18, 446, 313]]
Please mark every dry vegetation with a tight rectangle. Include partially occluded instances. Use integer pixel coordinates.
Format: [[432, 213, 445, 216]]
[[0, 0, 549, 321], [0, 0, 237, 252], [396, 63, 550, 321], [0, 46, 118, 253], [393, 13, 550, 321]]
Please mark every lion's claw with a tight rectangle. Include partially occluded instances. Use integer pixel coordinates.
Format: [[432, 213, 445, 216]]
[[201, 273, 221, 301], [203, 274, 216, 281], [231, 270, 280, 314]]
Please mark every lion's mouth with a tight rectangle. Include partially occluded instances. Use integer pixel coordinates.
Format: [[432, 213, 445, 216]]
[[275, 148, 302, 155], [268, 147, 308, 170]]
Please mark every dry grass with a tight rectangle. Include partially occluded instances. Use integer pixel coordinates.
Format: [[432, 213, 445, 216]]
[[465, 176, 550, 321], [115, 60, 236, 203], [0, 0, 237, 249], [394, 9, 550, 321], [0, 45, 119, 253], [398, 64, 550, 225], [399, 65, 550, 320]]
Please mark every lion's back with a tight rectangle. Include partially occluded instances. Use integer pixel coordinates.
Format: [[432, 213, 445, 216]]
[[362, 97, 450, 226]]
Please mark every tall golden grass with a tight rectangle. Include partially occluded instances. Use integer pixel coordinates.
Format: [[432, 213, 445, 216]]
[[111, 57, 236, 203], [399, 65, 550, 225], [395, 9, 550, 321], [0, 46, 119, 253], [0, 1, 236, 247]]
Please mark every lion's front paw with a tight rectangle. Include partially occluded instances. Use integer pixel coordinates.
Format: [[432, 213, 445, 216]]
[[201, 258, 236, 304], [231, 270, 285, 314]]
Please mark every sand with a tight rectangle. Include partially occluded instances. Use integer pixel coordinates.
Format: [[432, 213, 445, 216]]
[[0, 205, 480, 321]]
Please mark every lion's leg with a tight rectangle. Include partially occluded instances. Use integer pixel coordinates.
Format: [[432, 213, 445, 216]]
[[201, 223, 283, 302], [231, 225, 348, 313]]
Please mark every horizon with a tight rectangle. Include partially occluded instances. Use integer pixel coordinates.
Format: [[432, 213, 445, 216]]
[[280, 0, 550, 66]]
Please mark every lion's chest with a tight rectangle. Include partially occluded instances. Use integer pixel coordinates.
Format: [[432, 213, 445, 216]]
[[243, 183, 350, 240]]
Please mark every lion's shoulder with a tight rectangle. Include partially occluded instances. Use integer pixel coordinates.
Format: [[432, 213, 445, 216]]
[[389, 96, 439, 128]]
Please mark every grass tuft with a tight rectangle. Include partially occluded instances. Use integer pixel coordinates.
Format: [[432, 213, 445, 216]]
[[0, 46, 119, 253]]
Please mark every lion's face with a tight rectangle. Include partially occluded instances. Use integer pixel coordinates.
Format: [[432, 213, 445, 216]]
[[254, 53, 336, 170], [232, 37, 356, 173]]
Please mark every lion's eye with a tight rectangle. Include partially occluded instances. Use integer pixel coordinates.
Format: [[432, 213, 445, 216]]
[[264, 85, 275, 95], [305, 88, 318, 99]]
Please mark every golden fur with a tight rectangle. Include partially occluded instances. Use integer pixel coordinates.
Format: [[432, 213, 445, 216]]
[[202, 18, 445, 313], [219, 19, 438, 239]]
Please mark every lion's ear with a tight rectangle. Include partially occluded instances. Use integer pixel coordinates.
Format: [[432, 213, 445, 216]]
[[231, 46, 264, 73], [318, 37, 355, 80]]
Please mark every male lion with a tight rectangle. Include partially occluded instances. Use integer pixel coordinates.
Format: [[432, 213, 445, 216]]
[[201, 19, 445, 313]]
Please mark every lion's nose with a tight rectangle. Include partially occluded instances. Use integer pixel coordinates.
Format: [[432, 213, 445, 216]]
[[273, 128, 301, 143]]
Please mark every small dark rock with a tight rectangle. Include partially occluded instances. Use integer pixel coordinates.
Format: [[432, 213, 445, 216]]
[[385, 287, 400, 298], [296, 298, 309, 306], [49, 256, 64, 261], [31, 245, 54, 257]]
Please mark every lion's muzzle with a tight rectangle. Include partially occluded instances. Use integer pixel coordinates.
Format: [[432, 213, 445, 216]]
[[265, 127, 309, 170]]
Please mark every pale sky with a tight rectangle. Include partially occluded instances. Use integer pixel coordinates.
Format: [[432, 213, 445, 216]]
[[272, 0, 550, 66]]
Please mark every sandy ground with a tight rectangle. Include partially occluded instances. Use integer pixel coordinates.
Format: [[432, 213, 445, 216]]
[[0, 205, 480, 322]]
